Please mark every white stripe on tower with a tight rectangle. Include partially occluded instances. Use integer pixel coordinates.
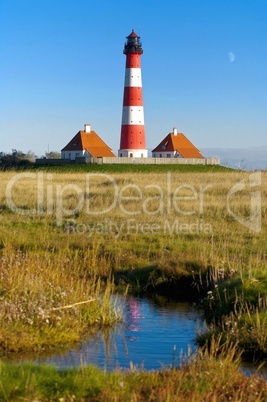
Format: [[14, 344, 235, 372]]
[[124, 68, 142, 87], [122, 107, 145, 125]]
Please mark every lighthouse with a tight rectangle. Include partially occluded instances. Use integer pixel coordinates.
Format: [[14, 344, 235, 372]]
[[118, 30, 148, 158]]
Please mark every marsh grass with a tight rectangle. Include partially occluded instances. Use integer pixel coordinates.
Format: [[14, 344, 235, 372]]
[[197, 270, 267, 359], [0, 247, 120, 353], [0, 169, 267, 358]]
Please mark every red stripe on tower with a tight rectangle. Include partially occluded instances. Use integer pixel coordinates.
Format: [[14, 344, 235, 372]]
[[118, 30, 148, 158]]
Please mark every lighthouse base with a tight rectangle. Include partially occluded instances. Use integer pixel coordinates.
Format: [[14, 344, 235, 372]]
[[118, 149, 148, 158]]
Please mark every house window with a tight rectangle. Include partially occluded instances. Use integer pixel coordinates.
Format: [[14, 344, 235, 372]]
[[141, 153, 143, 158], [69, 153, 71, 159], [167, 154, 171, 158], [130, 153, 133, 157], [153, 154, 156, 157], [160, 154, 162, 158], [162, 145, 166, 150], [120, 153, 122, 157]]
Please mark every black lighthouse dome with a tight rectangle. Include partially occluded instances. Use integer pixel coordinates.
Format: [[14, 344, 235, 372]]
[[123, 29, 143, 54]]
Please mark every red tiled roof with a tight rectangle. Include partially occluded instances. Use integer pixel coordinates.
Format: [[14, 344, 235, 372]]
[[61, 130, 115, 157], [152, 132, 204, 158]]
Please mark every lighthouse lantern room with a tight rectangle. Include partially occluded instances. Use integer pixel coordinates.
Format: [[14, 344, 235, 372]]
[[118, 30, 148, 158]]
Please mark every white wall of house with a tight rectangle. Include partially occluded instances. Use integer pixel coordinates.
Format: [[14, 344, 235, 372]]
[[152, 151, 182, 158], [61, 150, 91, 160]]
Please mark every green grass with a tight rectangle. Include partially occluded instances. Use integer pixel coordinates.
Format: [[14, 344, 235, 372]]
[[5, 162, 233, 174], [0, 362, 105, 401]]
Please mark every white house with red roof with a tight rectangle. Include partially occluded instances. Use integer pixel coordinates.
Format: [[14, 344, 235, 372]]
[[152, 127, 204, 159], [61, 124, 115, 160]]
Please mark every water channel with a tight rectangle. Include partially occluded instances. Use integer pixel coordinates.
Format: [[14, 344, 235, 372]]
[[37, 295, 205, 371], [4, 295, 266, 376]]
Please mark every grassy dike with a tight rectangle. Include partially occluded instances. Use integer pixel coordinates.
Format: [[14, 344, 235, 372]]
[[0, 164, 267, 399]]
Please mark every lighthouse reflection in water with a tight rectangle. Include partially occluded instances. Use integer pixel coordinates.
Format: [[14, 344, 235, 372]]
[[41, 295, 204, 371], [126, 296, 142, 335]]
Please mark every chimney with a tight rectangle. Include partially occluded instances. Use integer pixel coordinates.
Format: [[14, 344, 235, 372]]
[[173, 127, 177, 135], [84, 124, 91, 133]]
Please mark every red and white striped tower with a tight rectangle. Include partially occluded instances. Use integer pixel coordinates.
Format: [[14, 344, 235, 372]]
[[118, 30, 148, 158]]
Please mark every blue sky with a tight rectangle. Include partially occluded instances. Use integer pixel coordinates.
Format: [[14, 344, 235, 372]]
[[1, 0, 267, 156]]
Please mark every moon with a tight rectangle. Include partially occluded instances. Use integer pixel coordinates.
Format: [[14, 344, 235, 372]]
[[228, 52, 235, 62]]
